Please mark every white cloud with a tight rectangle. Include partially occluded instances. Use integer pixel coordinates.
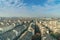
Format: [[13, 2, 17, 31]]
[[0, 0, 60, 17], [47, 0, 54, 3], [0, 0, 23, 8]]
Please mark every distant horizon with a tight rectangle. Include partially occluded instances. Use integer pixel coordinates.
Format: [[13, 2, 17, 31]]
[[0, 16, 60, 18]]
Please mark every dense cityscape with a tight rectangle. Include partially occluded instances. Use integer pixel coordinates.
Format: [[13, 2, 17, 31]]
[[0, 17, 60, 40], [0, 0, 60, 40]]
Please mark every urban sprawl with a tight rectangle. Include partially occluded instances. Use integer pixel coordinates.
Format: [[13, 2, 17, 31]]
[[0, 17, 60, 40]]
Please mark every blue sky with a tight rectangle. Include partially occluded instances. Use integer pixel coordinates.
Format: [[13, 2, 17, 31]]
[[0, 0, 60, 17]]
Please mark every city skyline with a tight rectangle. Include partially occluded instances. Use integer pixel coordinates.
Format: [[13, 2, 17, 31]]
[[0, 0, 60, 17]]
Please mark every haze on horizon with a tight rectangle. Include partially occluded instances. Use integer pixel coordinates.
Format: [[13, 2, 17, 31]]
[[0, 0, 60, 17]]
